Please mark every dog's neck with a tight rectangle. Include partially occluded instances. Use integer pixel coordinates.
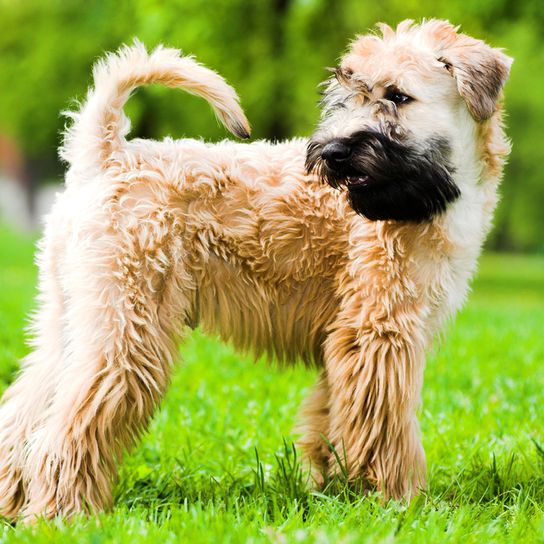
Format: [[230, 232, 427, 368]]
[[441, 107, 509, 250]]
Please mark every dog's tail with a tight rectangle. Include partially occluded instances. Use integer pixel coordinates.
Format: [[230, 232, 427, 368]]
[[60, 40, 251, 173]]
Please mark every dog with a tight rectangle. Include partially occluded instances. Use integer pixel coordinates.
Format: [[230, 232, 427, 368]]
[[0, 19, 511, 520]]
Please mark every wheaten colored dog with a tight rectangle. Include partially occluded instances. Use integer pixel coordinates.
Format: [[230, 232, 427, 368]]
[[0, 19, 511, 520]]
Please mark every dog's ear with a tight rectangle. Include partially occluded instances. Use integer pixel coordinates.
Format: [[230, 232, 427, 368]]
[[425, 21, 513, 121], [439, 42, 512, 121]]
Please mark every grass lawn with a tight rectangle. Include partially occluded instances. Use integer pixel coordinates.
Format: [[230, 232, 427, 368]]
[[0, 226, 543, 543]]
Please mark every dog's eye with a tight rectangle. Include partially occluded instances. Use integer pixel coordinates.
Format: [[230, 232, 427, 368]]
[[384, 89, 413, 105]]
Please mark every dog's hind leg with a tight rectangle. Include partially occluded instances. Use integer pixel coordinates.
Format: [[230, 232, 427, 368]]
[[19, 216, 192, 520], [0, 314, 65, 521], [0, 225, 70, 520]]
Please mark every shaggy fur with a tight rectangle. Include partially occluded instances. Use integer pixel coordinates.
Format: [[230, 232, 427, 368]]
[[0, 20, 511, 521]]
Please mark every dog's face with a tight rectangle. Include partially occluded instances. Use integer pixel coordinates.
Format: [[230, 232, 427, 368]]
[[306, 20, 512, 222]]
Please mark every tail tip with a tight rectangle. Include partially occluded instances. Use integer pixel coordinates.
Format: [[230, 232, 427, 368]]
[[232, 121, 251, 140]]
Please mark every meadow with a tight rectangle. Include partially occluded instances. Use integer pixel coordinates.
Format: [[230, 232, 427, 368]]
[[0, 226, 543, 543]]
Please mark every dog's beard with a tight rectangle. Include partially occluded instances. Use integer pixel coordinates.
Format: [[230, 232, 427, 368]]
[[306, 130, 461, 222]]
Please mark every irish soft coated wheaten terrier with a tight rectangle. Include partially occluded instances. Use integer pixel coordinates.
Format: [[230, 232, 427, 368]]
[[0, 19, 511, 520]]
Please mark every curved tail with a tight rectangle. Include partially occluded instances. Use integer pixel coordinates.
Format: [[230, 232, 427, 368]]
[[61, 40, 251, 173]]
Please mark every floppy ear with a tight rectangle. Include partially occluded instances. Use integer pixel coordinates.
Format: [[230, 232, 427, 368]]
[[422, 20, 512, 121], [439, 36, 513, 122], [440, 46, 512, 121]]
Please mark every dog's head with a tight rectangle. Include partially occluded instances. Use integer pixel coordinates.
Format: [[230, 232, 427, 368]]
[[306, 20, 512, 222]]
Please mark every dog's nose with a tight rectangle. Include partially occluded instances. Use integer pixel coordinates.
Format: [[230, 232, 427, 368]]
[[321, 141, 351, 167]]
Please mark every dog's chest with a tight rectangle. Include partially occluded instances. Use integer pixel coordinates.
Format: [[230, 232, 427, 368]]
[[411, 191, 492, 331]]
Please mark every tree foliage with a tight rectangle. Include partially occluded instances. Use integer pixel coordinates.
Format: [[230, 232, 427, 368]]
[[0, 0, 542, 250]]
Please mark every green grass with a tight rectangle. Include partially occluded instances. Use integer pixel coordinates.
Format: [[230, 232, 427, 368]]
[[0, 226, 543, 543]]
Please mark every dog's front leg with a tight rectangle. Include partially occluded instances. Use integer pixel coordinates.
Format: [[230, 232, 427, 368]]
[[323, 297, 428, 500], [296, 371, 331, 486]]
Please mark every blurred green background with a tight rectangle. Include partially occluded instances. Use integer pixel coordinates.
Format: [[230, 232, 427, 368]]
[[0, 0, 542, 251]]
